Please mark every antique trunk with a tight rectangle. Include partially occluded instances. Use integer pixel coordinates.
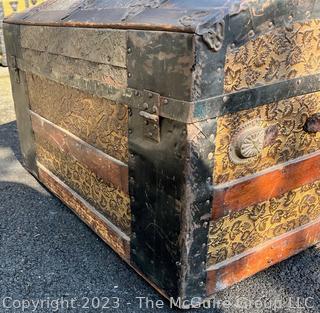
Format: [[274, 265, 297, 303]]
[[4, 0, 320, 308]]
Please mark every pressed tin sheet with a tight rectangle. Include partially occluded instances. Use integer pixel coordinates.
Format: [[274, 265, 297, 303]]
[[35, 137, 131, 234], [214, 91, 320, 184], [27, 74, 128, 164], [224, 20, 320, 94], [207, 179, 320, 266]]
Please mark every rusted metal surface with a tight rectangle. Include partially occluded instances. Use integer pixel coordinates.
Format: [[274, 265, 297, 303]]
[[304, 114, 320, 133], [3, 23, 38, 176]]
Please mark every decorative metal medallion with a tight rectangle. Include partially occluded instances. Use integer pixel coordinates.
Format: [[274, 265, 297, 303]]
[[229, 120, 266, 164]]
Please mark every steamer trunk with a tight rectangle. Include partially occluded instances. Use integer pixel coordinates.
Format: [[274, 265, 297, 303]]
[[4, 0, 320, 308]]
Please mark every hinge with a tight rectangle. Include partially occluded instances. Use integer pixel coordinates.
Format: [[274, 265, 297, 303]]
[[8, 55, 20, 84], [136, 90, 161, 143]]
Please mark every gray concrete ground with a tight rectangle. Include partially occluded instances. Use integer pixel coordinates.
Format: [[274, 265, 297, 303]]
[[0, 66, 320, 313]]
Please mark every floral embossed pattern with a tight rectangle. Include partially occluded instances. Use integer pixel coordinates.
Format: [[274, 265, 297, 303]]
[[36, 137, 131, 234], [207, 180, 320, 266], [214, 92, 320, 184], [224, 20, 320, 93], [27, 74, 128, 163]]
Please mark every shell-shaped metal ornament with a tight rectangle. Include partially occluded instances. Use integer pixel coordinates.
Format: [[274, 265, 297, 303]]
[[229, 121, 266, 164]]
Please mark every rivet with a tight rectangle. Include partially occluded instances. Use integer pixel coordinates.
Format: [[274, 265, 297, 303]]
[[268, 21, 273, 28], [148, 93, 153, 98], [130, 177, 135, 184], [206, 200, 210, 205], [199, 282, 204, 287], [176, 262, 181, 267], [296, 79, 302, 85], [132, 232, 136, 239], [203, 222, 208, 228], [127, 47, 132, 54], [148, 132, 153, 137], [223, 95, 229, 103], [209, 134, 215, 143], [231, 43, 236, 49], [143, 103, 149, 110], [248, 30, 255, 37], [130, 153, 134, 158], [202, 243, 206, 248], [288, 15, 293, 22], [128, 72, 132, 78], [206, 177, 211, 184], [201, 261, 206, 266], [130, 196, 135, 202], [217, 67, 222, 72], [208, 152, 214, 160], [163, 99, 169, 105], [306, 11, 311, 17], [128, 129, 133, 134]]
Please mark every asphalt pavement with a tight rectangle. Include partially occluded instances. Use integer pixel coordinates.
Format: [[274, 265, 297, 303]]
[[0, 66, 320, 313]]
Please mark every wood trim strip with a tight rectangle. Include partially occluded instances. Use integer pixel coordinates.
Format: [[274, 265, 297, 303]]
[[30, 111, 129, 194], [38, 164, 130, 261], [212, 151, 320, 219], [206, 217, 320, 295]]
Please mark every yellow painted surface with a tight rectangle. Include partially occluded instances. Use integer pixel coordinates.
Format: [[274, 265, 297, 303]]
[[207, 180, 320, 266], [224, 20, 320, 93], [214, 91, 320, 184], [2, 0, 45, 17]]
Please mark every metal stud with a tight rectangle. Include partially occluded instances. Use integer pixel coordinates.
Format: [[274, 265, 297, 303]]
[[248, 30, 255, 37]]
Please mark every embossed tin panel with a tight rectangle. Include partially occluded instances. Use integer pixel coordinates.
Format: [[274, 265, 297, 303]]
[[27, 74, 129, 164], [35, 137, 131, 234], [207, 180, 320, 266], [214, 91, 320, 184], [224, 20, 320, 94]]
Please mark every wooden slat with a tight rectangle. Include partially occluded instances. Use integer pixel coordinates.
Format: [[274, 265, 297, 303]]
[[31, 111, 129, 194], [38, 164, 130, 261], [206, 217, 320, 295], [212, 151, 320, 219]]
